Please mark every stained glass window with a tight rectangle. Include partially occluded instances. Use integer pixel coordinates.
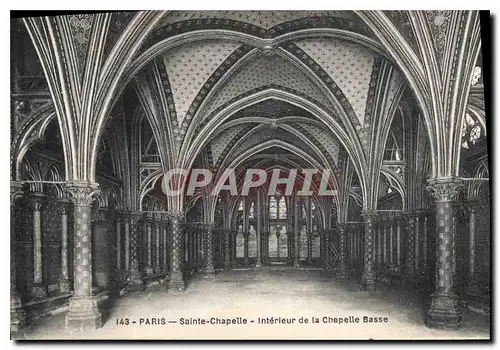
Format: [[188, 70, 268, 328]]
[[461, 112, 483, 149], [471, 66, 482, 86], [269, 196, 278, 219], [278, 198, 287, 219], [249, 202, 254, 219]]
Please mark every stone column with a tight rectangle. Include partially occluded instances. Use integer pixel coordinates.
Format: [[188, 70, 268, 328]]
[[466, 198, 480, 293], [223, 229, 231, 270], [396, 217, 402, 272], [10, 182, 26, 332], [162, 215, 169, 273], [167, 211, 185, 292], [203, 223, 216, 278], [389, 220, 394, 267], [31, 193, 46, 299], [128, 212, 144, 291], [124, 215, 130, 271], [361, 210, 377, 292], [231, 230, 237, 267], [425, 178, 463, 329], [116, 216, 122, 272], [382, 223, 387, 270], [65, 182, 102, 331], [376, 222, 382, 275], [59, 199, 72, 293], [145, 214, 153, 276], [323, 230, 331, 270], [405, 215, 415, 279], [415, 215, 421, 277], [306, 232, 313, 263], [243, 232, 250, 267], [154, 215, 161, 274], [338, 224, 348, 280]]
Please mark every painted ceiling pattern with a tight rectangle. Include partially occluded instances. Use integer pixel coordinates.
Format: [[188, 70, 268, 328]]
[[295, 38, 375, 126], [160, 11, 356, 30], [204, 53, 334, 118], [297, 122, 341, 164], [210, 124, 247, 164], [229, 99, 315, 121], [162, 40, 242, 125]]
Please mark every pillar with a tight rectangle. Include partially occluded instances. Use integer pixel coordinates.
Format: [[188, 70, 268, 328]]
[[306, 232, 313, 264], [223, 229, 231, 270], [361, 210, 377, 292], [396, 217, 402, 272], [145, 214, 153, 276], [203, 223, 216, 278], [382, 223, 387, 270], [65, 182, 102, 331], [389, 220, 394, 267], [415, 215, 421, 277], [338, 224, 348, 280], [124, 215, 130, 271], [167, 211, 185, 292], [466, 198, 480, 293], [323, 230, 331, 270], [154, 215, 161, 274], [243, 232, 250, 267], [10, 182, 26, 332], [405, 215, 415, 280], [128, 212, 144, 292], [59, 199, 72, 293], [31, 193, 46, 299], [425, 178, 463, 329], [116, 216, 122, 272]]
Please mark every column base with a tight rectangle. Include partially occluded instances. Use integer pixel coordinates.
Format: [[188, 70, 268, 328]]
[[65, 296, 102, 332], [361, 270, 376, 292], [337, 266, 349, 281], [255, 261, 263, 268], [145, 267, 154, 276], [128, 269, 144, 291], [425, 293, 462, 329], [10, 292, 27, 333], [243, 259, 250, 267], [203, 268, 216, 279], [154, 266, 162, 274], [224, 261, 232, 271], [31, 284, 47, 299], [60, 279, 71, 293], [293, 260, 300, 268], [467, 279, 481, 294], [167, 276, 185, 292]]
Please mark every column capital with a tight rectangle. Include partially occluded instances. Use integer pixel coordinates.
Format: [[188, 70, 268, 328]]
[[426, 177, 463, 202], [66, 181, 100, 206], [30, 192, 46, 210], [361, 210, 378, 222], [464, 197, 482, 212], [10, 181, 25, 205], [203, 222, 215, 230], [166, 211, 185, 221]]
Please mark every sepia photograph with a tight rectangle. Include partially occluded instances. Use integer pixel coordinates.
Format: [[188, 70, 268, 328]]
[[9, 9, 491, 340]]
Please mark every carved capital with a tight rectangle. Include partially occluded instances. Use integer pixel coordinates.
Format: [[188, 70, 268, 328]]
[[166, 211, 185, 222], [30, 192, 45, 211], [426, 178, 463, 202], [361, 210, 378, 222], [203, 222, 215, 231], [10, 181, 24, 205], [66, 182, 100, 206]]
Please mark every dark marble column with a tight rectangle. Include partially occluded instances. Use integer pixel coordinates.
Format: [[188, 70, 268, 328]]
[[231, 230, 237, 267], [167, 211, 185, 292], [466, 198, 480, 293], [323, 230, 331, 271], [59, 199, 72, 293], [116, 215, 122, 273], [10, 182, 26, 332], [154, 215, 162, 274], [306, 232, 313, 264], [425, 178, 463, 329], [243, 232, 250, 267], [405, 214, 415, 280], [128, 212, 144, 292], [361, 210, 377, 292], [144, 214, 153, 276], [203, 223, 216, 278], [396, 217, 402, 272], [223, 229, 231, 270], [65, 182, 102, 331], [389, 220, 394, 267], [338, 224, 348, 280], [31, 193, 46, 299], [124, 214, 130, 272], [162, 215, 169, 273]]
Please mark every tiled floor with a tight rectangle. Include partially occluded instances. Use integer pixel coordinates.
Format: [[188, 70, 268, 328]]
[[14, 268, 490, 340]]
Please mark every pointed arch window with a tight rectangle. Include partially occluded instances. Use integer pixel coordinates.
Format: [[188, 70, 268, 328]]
[[278, 198, 287, 219], [249, 201, 255, 219], [461, 112, 484, 149], [269, 196, 278, 219]]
